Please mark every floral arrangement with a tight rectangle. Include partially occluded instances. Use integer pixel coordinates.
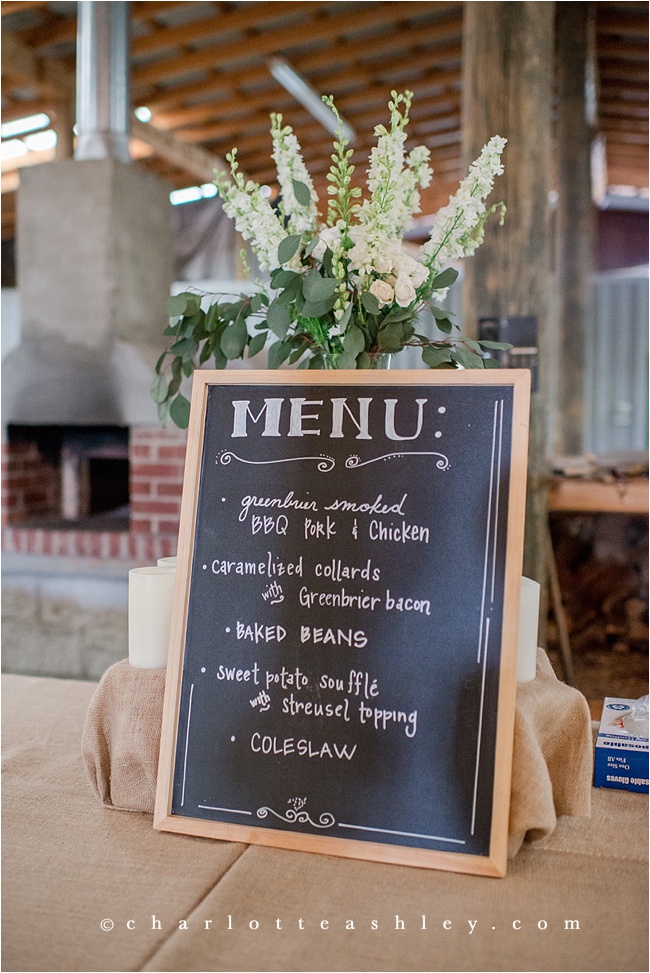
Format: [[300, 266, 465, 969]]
[[152, 91, 508, 428]]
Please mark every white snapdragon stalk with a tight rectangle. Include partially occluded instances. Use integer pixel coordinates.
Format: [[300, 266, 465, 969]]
[[270, 114, 319, 235], [420, 136, 507, 291], [214, 153, 287, 272]]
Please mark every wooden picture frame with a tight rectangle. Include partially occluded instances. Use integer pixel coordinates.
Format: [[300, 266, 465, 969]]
[[155, 369, 531, 877]]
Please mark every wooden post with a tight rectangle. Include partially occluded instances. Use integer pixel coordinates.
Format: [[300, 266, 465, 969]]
[[53, 98, 74, 160], [555, 2, 595, 455], [462, 2, 554, 622]]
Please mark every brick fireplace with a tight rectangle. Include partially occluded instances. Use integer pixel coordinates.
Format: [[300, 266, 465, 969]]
[[2, 425, 186, 561]]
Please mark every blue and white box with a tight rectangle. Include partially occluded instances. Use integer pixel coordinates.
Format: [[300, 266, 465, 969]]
[[594, 698, 649, 793]]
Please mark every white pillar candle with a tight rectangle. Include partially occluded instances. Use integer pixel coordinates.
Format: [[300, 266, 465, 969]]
[[157, 556, 177, 568], [128, 566, 176, 669], [517, 577, 540, 682]]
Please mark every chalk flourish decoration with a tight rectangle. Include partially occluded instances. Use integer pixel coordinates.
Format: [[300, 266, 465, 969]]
[[218, 450, 335, 472], [257, 802, 336, 830], [346, 451, 449, 470]]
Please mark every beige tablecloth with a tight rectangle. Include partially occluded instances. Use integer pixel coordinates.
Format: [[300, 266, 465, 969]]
[[3, 671, 648, 972]]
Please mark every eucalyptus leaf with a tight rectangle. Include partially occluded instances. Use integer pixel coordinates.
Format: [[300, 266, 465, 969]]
[[357, 351, 371, 369], [277, 275, 303, 306], [484, 357, 502, 368], [248, 331, 268, 358], [343, 326, 365, 358], [157, 400, 170, 429], [154, 351, 167, 374], [361, 290, 380, 316], [170, 336, 198, 360], [383, 305, 413, 323], [182, 360, 194, 377], [301, 296, 336, 318], [250, 293, 264, 313], [278, 235, 302, 265], [479, 340, 513, 350], [430, 305, 456, 321], [452, 346, 485, 369], [150, 373, 168, 404], [337, 303, 353, 331], [292, 179, 312, 207], [220, 317, 248, 359], [205, 305, 220, 332], [267, 339, 292, 369], [337, 351, 358, 369], [422, 345, 452, 368], [429, 267, 459, 290], [271, 269, 299, 289], [166, 293, 190, 317], [169, 393, 191, 430], [267, 301, 291, 339], [435, 317, 453, 335], [303, 270, 337, 303]]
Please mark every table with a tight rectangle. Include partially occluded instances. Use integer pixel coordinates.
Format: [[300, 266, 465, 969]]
[[547, 475, 649, 685], [2, 673, 648, 972]]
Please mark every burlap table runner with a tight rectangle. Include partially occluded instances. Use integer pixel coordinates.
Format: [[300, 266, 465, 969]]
[[81, 648, 592, 857]]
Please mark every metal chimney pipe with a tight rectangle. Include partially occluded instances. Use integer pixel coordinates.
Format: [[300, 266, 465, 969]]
[[75, 1, 131, 163]]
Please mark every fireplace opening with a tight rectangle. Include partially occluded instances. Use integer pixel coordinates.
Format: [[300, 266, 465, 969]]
[[6, 425, 130, 530]]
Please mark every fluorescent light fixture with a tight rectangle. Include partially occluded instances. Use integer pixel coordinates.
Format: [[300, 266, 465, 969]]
[[134, 106, 152, 122], [170, 186, 204, 205], [0, 139, 29, 161], [268, 57, 356, 144], [171, 184, 221, 205], [23, 130, 57, 152], [1, 112, 50, 139]]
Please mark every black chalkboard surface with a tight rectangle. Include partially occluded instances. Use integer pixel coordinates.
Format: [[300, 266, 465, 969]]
[[155, 370, 530, 876]]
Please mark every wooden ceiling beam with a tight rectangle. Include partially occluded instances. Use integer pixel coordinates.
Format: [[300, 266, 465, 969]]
[[596, 39, 649, 61], [596, 12, 649, 36], [1, 1, 48, 16], [0, 98, 51, 125], [600, 100, 649, 118], [132, 2, 458, 87], [1, 32, 229, 183], [19, 1, 195, 51], [155, 69, 461, 137], [140, 35, 461, 115], [132, 1, 328, 58]]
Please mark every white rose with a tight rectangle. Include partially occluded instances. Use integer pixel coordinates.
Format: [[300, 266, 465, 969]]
[[369, 279, 395, 307], [393, 274, 416, 307], [373, 253, 394, 275], [409, 261, 429, 288]]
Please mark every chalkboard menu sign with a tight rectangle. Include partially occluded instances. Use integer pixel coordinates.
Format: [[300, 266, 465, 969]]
[[155, 370, 530, 876]]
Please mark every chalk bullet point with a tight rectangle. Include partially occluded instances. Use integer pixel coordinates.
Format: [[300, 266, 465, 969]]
[[201, 667, 206, 673], [231, 736, 236, 742], [438, 406, 446, 414], [225, 627, 231, 633], [435, 431, 442, 438], [203, 564, 207, 570], [222, 497, 226, 502]]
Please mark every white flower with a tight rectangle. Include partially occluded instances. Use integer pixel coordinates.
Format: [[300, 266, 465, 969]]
[[393, 275, 416, 307], [373, 253, 394, 275], [270, 114, 319, 235], [420, 135, 507, 279], [369, 279, 395, 307], [312, 225, 341, 260]]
